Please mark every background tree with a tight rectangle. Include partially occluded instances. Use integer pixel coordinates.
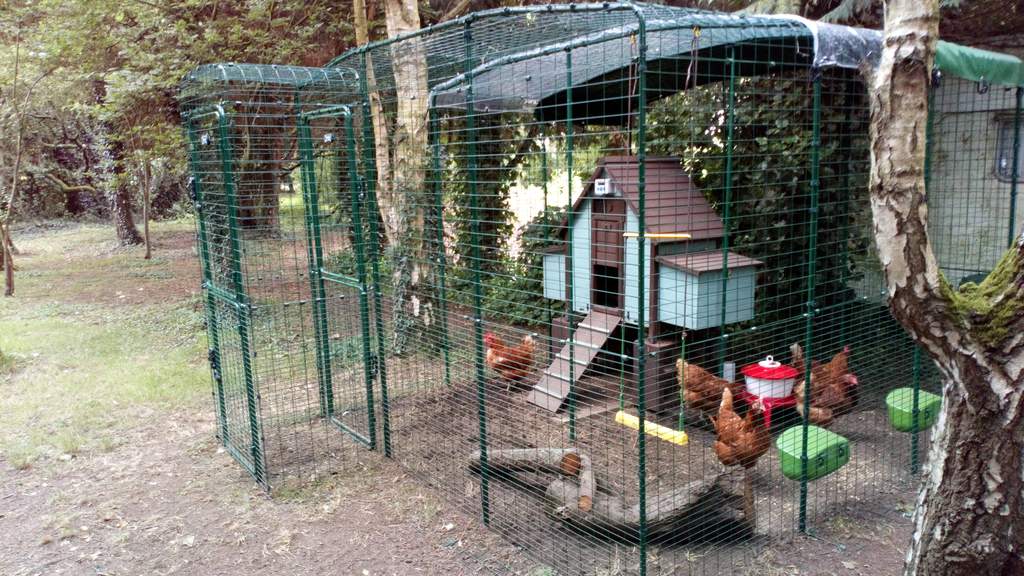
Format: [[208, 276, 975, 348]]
[[867, 0, 1024, 573]]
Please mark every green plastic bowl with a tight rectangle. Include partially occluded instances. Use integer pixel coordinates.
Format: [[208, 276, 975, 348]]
[[777, 425, 850, 481], [886, 387, 941, 432]]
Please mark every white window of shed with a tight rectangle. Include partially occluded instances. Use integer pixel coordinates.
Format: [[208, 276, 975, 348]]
[[996, 116, 1024, 183]]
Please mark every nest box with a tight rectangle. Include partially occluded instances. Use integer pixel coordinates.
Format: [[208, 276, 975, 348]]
[[542, 156, 761, 329]]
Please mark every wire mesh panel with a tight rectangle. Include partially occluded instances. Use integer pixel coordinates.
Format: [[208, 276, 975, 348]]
[[180, 64, 371, 488], [928, 75, 1023, 286], [179, 4, 1023, 574]]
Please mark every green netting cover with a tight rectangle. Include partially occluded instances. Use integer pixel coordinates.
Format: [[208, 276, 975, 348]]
[[935, 40, 1024, 87]]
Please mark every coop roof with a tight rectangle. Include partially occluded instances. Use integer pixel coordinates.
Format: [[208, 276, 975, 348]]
[[657, 250, 762, 274], [570, 156, 724, 242]]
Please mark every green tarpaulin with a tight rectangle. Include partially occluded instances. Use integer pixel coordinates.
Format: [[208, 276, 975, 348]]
[[935, 41, 1024, 87]]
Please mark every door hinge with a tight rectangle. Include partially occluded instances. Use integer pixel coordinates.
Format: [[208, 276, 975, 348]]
[[368, 353, 379, 379], [208, 348, 223, 384]]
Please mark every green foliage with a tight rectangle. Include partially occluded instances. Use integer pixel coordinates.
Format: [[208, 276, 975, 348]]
[[1, 0, 358, 221], [483, 205, 566, 327], [325, 246, 395, 281], [647, 72, 871, 330], [443, 113, 535, 296]]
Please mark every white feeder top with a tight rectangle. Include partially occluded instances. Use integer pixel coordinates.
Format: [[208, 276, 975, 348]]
[[742, 355, 800, 380]]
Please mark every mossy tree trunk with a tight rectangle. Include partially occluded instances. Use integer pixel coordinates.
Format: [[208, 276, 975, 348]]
[[384, 0, 433, 355], [869, 1, 1024, 574]]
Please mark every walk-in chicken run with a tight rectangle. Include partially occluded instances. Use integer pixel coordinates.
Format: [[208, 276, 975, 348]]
[[178, 4, 1024, 574]]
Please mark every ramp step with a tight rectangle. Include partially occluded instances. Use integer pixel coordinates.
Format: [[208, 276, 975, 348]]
[[527, 310, 622, 413]]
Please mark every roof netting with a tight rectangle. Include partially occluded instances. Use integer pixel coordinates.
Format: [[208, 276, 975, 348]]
[[178, 63, 361, 116], [322, 2, 1022, 122]]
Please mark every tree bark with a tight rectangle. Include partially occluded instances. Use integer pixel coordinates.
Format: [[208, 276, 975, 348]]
[[110, 174, 144, 246], [0, 222, 13, 297], [91, 80, 143, 247], [354, 0, 396, 248], [142, 162, 152, 260], [384, 0, 433, 355], [868, 1, 1024, 574]]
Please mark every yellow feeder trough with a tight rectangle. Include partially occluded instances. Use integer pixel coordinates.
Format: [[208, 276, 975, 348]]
[[614, 410, 689, 446]]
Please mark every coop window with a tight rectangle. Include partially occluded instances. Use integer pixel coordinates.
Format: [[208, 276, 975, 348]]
[[995, 116, 1024, 182], [593, 264, 621, 308]]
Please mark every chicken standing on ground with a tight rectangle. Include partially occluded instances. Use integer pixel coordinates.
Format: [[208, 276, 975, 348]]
[[677, 359, 737, 416], [712, 387, 770, 526], [790, 343, 859, 428], [484, 332, 536, 389]]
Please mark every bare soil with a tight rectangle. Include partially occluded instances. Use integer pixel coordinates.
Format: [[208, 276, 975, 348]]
[[0, 221, 918, 575]]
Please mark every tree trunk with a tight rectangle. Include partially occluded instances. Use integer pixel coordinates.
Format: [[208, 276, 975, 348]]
[[142, 162, 152, 260], [355, 0, 396, 248], [868, 1, 1024, 574], [0, 222, 13, 297], [110, 176, 144, 246], [91, 80, 143, 247], [384, 0, 432, 355]]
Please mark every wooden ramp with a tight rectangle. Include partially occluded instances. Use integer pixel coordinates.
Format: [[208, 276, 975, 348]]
[[527, 310, 622, 412]]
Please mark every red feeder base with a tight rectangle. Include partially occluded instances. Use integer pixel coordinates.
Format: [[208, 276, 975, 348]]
[[737, 388, 796, 429]]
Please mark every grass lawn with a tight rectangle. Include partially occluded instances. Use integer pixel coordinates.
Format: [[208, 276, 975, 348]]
[[0, 219, 537, 576], [0, 221, 209, 469]]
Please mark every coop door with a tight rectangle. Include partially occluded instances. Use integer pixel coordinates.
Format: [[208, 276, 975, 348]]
[[592, 214, 624, 309], [297, 108, 379, 449], [185, 108, 266, 484]]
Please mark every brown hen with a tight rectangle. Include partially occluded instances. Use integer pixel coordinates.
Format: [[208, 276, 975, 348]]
[[484, 332, 535, 386], [677, 359, 737, 415], [790, 343, 859, 428], [713, 387, 771, 469]]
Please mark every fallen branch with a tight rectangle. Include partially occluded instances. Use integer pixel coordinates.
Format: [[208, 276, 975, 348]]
[[544, 467, 750, 542], [469, 447, 593, 511]]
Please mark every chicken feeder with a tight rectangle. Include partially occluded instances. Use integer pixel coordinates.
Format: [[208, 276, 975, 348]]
[[741, 356, 799, 399]]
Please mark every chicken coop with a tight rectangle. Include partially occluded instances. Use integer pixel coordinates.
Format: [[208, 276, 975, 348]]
[[179, 4, 1024, 575]]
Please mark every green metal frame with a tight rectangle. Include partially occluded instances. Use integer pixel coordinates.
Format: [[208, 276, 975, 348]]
[[297, 104, 379, 449], [1009, 87, 1022, 247], [798, 70, 823, 533], [185, 104, 267, 485], [463, 18, 490, 526], [565, 48, 577, 443], [632, 12, 650, 572], [358, 51, 393, 457], [718, 49, 737, 376], [185, 115, 230, 450]]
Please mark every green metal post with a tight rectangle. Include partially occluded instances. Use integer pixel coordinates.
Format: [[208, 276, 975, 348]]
[[838, 78, 857, 347], [565, 49, 577, 443], [464, 20, 490, 526], [799, 71, 823, 533], [185, 119, 228, 445], [1008, 87, 1022, 247], [717, 50, 737, 376], [295, 96, 335, 420], [429, 105, 452, 386], [910, 345, 922, 474], [633, 13, 649, 575], [346, 113, 380, 450], [217, 109, 266, 485], [358, 52, 393, 457], [543, 143, 553, 365], [678, 333, 686, 431]]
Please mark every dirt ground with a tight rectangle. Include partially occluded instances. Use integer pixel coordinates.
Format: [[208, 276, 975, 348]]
[[0, 221, 918, 575]]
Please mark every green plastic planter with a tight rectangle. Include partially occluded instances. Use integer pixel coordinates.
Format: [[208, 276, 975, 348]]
[[886, 387, 942, 432], [777, 425, 850, 481]]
